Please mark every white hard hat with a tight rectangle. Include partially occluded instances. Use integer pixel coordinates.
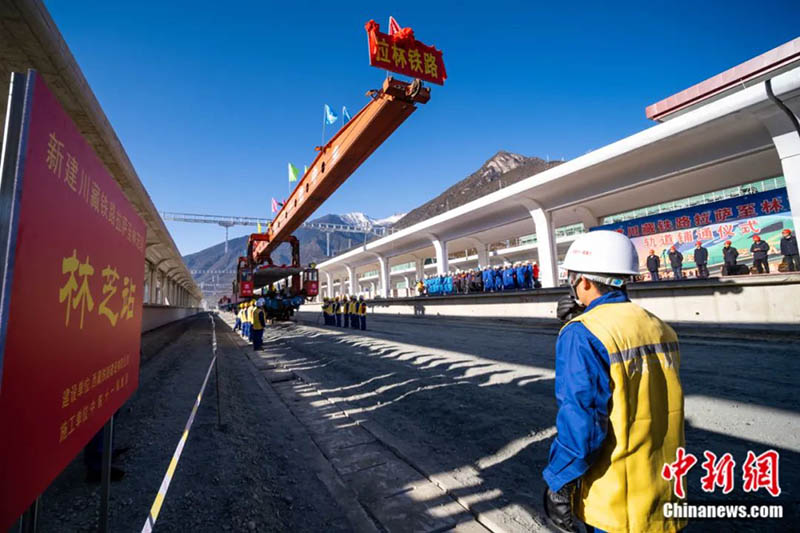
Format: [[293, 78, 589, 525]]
[[562, 230, 639, 276], [256, 298, 265, 306]]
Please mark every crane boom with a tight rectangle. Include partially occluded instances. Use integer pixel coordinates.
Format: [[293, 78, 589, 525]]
[[250, 77, 430, 265]]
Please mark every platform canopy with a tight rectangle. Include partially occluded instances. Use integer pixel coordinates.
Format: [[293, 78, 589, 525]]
[[0, 0, 202, 303], [318, 62, 800, 288]]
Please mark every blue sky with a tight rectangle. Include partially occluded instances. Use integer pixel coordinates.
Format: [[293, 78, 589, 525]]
[[45, 1, 799, 255]]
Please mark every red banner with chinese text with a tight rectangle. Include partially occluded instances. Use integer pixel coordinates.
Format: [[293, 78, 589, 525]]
[[0, 72, 145, 526], [365, 20, 446, 85]]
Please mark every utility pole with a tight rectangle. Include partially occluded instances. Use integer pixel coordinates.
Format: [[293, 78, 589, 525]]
[[219, 221, 235, 254]]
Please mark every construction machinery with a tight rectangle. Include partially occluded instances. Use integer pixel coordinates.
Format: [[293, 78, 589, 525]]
[[233, 76, 431, 305]]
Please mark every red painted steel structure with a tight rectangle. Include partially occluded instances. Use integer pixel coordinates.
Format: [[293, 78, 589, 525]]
[[240, 76, 430, 296], [646, 37, 800, 121]]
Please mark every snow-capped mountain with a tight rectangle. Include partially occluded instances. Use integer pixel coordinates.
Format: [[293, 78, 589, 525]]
[[335, 212, 406, 228], [374, 213, 406, 226], [339, 212, 376, 228]]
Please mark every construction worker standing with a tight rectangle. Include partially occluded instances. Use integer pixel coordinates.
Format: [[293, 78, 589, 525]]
[[322, 297, 331, 325], [334, 296, 342, 327], [543, 230, 686, 533], [722, 240, 739, 275], [241, 303, 250, 339], [668, 245, 683, 280], [781, 229, 799, 271], [750, 235, 770, 274], [646, 249, 660, 281], [248, 301, 256, 342], [234, 305, 242, 332], [781, 229, 800, 272], [343, 295, 350, 328], [349, 296, 359, 330], [358, 295, 367, 330], [251, 299, 266, 351], [693, 241, 709, 278]]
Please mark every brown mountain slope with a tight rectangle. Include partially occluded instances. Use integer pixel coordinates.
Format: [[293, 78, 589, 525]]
[[395, 151, 562, 229]]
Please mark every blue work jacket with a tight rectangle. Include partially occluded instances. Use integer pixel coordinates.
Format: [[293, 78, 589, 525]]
[[482, 270, 493, 291], [542, 291, 627, 491], [515, 266, 526, 288], [502, 268, 515, 290]]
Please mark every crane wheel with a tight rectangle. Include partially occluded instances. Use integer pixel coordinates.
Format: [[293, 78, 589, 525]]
[[406, 79, 422, 99]]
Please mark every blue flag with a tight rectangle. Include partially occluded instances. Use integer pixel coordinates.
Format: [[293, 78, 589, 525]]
[[342, 106, 351, 123], [324, 104, 338, 125]]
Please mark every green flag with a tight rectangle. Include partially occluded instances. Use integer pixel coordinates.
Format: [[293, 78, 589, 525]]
[[288, 162, 300, 182]]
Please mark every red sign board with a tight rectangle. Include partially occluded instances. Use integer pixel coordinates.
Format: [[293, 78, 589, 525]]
[[0, 71, 145, 526], [241, 280, 253, 297], [365, 20, 447, 86]]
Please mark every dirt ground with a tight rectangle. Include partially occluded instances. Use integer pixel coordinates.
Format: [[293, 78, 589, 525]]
[[273, 310, 799, 532], [36, 313, 351, 532], [31, 310, 799, 532]]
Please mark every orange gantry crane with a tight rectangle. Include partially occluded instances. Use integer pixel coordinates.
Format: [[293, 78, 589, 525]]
[[234, 76, 431, 301]]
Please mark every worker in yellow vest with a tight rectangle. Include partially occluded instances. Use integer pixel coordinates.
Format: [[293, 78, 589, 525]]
[[348, 295, 359, 330], [240, 303, 248, 339], [333, 296, 342, 327], [246, 301, 255, 342], [234, 304, 242, 332], [325, 297, 335, 326], [342, 295, 351, 328], [321, 297, 330, 325], [357, 295, 367, 330], [251, 299, 266, 350], [544, 230, 686, 533]]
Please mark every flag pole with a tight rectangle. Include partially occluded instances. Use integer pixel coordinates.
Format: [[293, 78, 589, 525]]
[[321, 105, 326, 146]]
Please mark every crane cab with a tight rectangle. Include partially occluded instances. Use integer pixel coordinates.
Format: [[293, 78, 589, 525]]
[[301, 267, 319, 297], [235, 256, 253, 298]]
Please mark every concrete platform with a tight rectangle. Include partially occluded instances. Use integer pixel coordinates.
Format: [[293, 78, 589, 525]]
[[320, 273, 800, 327]]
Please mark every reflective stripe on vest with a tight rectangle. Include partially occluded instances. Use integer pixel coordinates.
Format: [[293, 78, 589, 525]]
[[565, 301, 686, 533]]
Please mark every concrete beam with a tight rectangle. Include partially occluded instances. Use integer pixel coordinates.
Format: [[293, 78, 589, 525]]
[[427, 234, 449, 275], [760, 94, 800, 233], [572, 205, 599, 229], [367, 252, 390, 298], [520, 198, 558, 288], [464, 237, 489, 268], [345, 264, 357, 296]]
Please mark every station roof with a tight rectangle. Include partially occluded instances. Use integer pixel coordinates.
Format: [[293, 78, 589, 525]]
[[0, 0, 201, 301], [318, 64, 800, 276], [646, 37, 800, 122]]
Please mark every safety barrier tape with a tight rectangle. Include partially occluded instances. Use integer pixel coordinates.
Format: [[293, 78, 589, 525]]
[[140, 313, 217, 533]]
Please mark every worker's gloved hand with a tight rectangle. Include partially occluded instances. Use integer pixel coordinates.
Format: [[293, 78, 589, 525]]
[[543, 482, 577, 533], [556, 295, 585, 322]]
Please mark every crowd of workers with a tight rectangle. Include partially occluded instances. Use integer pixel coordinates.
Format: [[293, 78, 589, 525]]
[[644, 229, 799, 281], [417, 261, 541, 296], [321, 295, 368, 330], [233, 300, 267, 350]]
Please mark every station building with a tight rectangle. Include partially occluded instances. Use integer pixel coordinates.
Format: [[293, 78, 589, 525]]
[[1, 1, 203, 330], [317, 38, 800, 304]]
